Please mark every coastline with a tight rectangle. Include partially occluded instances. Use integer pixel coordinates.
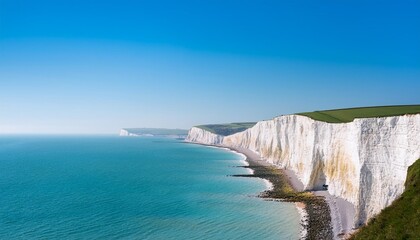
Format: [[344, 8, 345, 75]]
[[188, 142, 334, 240], [228, 146, 333, 240], [227, 146, 356, 239]]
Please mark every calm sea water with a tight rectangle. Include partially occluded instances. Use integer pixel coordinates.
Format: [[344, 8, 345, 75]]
[[0, 136, 300, 239]]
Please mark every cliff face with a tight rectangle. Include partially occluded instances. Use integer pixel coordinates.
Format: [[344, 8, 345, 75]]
[[119, 129, 143, 136], [186, 114, 420, 226], [185, 127, 224, 145], [119, 129, 131, 136]]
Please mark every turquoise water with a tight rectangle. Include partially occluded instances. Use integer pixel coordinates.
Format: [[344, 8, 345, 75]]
[[0, 136, 300, 239]]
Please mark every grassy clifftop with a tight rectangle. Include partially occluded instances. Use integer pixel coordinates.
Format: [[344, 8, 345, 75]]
[[297, 105, 420, 123], [195, 105, 420, 135], [350, 159, 420, 240], [196, 122, 256, 136]]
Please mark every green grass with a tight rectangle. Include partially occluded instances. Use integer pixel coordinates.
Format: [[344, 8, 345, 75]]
[[297, 105, 420, 123], [196, 122, 257, 136], [350, 159, 420, 240]]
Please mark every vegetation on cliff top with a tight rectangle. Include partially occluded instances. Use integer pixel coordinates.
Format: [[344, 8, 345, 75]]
[[196, 106, 420, 136], [297, 105, 420, 123], [350, 159, 420, 240], [196, 122, 256, 136]]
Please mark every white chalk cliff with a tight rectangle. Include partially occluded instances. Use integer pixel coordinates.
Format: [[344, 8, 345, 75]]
[[186, 126, 224, 145], [119, 129, 141, 136], [119, 129, 130, 136], [186, 114, 420, 227]]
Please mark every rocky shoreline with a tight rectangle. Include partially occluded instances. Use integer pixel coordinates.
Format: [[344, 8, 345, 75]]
[[189, 142, 334, 240], [232, 151, 334, 240], [188, 142, 334, 240]]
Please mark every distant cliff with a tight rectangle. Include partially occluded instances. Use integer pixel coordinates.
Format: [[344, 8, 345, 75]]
[[120, 128, 188, 138], [186, 113, 420, 229]]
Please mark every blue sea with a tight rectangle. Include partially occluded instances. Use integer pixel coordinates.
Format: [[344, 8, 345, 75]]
[[0, 136, 300, 239]]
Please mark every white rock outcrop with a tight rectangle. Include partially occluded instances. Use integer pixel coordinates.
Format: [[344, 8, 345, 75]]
[[185, 127, 224, 145], [186, 114, 420, 227], [119, 129, 141, 136], [119, 129, 130, 136]]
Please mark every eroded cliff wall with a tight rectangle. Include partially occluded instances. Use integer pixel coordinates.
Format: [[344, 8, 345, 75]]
[[186, 114, 420, 226], [185, 127, 224, 145]]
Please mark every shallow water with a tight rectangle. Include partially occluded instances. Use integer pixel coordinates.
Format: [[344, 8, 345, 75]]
[[0, 136, 300, 239]]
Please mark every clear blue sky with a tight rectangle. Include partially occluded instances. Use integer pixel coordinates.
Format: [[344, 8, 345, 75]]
[[1, 0, 419, 134]]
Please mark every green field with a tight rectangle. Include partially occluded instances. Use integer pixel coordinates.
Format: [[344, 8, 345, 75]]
[[195, 105, 420, 135], [350, 159, 420, 240], [297, 105, 420, 123], [196, 122, 257, 136]]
